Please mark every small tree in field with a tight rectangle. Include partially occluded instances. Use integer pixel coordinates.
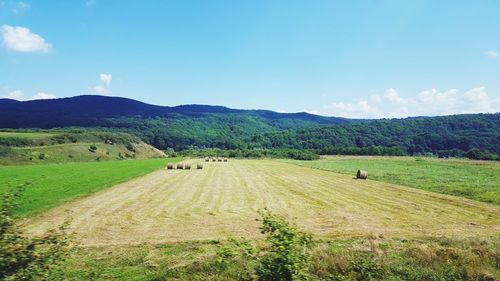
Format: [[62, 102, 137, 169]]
[[256, 209, 313, 281], [0, 187, 69, 281]]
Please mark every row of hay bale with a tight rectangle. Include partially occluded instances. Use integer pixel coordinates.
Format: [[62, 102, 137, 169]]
[[205, 157, 228, 162], [166, 163, 203, 170]]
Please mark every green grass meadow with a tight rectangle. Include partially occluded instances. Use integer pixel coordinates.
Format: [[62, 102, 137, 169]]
[[286, 157, 500, 204], [0, 158, 180, 217], [0, 131, 55, 139]]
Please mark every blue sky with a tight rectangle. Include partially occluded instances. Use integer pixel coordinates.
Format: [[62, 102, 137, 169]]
[[1, 0, 499, 118]]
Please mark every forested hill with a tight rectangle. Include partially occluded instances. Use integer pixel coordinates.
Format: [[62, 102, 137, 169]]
[[0, 95, 348, 127], [0, 96, 498, 156], [0, 95, 351, 149], [246, 113, 500, 156]]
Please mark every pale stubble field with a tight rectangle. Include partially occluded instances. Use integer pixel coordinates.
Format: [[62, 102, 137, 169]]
[[21, 159, 499, 247]]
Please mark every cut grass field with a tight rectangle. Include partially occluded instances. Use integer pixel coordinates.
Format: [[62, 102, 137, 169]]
[[285, 156, 500, 204], [0, 158, 180, 217], [23, 159, 499, 246]]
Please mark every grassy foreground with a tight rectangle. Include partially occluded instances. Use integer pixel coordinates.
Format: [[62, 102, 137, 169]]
[[50, 236, 500, 280], [286, 156, 500, 204], [0, 158, 180, 217]]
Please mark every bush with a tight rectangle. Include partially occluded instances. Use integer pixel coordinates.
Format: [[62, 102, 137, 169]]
[[38, 153, 45, 160], [256, 209, 313, 281], [125, 143, 135, 152], [0, 187, 69, 280], [88, 145, 97, 153]]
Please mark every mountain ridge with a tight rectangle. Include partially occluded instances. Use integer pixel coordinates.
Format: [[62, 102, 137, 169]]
[[1, 95, 498, 156], [0, 95, 350, 128]]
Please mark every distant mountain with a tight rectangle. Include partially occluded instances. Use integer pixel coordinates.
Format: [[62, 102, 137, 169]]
[[0, 95, 352, 149], [1, 95, 498, 156], [0, 95, 348, 128]]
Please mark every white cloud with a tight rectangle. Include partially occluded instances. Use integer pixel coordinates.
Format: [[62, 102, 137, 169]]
[[383, 88, 405, 103], [321, 87, 500, 118], [100, 73, 112, 87], [485, 50, 498, 58], [93, 85, 110, 94], [2, 89, 56, 100], [1, 25, 52, 53], [32, 92, 56, 100], [3, 89, 24, 100], [17, 1, 30, 9], [91, 73, 112, 94]]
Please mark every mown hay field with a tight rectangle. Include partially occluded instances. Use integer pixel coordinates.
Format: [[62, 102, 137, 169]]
[[23, 159, 500, 246], [285, 156, 500, 204]]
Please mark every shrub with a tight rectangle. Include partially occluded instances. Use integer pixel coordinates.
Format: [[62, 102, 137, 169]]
[[256, 209, 313, 281], [88, 145, 97, 153], [214, 246, 235, 271], [125, 143, 135, 152], [350, 256, 384, 281], [38, 153, 45, 160], [0, 187, 69, 280]]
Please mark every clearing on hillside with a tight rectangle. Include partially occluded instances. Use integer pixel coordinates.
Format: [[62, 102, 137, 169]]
[[23, 159, 500, 246]]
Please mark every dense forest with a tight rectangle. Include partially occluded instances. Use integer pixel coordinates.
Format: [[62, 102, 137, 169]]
[[245, 114, 500, 159], [1, 96, 499, 159]]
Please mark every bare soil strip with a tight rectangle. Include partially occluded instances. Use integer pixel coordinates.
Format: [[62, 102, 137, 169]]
[[22, 160, 500, 246]]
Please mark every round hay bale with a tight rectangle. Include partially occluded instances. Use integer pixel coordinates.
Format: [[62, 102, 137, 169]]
[[356, 170, 368, 180], [218, 157, 222, 162], [185, 164, 191, 170], [177, 163, 184, 169], [223, 158, 228, 162], [167, 163, 174, 169], [205, 157, 209, 162], [212, 158, 217, 162], [197, 163, 203, 169]]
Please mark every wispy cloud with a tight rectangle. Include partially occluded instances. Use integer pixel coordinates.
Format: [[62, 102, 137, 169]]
[[92, 73, 112, 94], [85, 0, 96, 7], [1, 25, 52, 53], [485, 50, 498, 58], [2, 89, 57, 100], [32, 92, 56, 100], [3, 89, 24, 100], [16, 1, 30, 9], [1, 1, 31, 13], [100, 73, 112, 87], [320, 87, 500, 118]]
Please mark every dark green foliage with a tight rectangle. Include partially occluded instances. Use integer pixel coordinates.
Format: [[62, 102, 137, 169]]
[[256, 210, 313, 281], [247, 114, 500, 159], [0, 137, 31, 147], [349, 256, 384, 281], [38, 153, 45, 160], [318, 146, 406, 156], [125, 143, 135, 152], [0, 187, 69, 280], [88, 145, 97, 152], [180, 148, 320, 160]]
